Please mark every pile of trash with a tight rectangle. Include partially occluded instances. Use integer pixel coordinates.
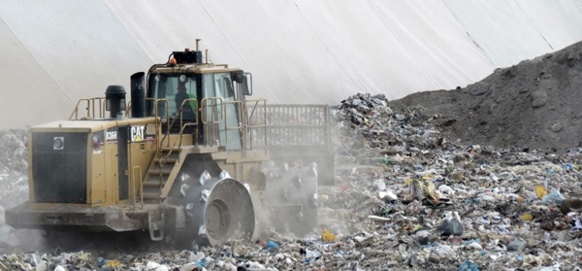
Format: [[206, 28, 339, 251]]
[[0, 130, 33, 252], [3, 91, 582, 270], [0, 129, 28, 210], [323, 92, 582, 270]]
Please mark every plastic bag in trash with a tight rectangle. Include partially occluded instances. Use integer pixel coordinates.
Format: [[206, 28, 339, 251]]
[[458, 259, 479, 271], [437, 211, 463, 236], [541, 189, 565, 205]]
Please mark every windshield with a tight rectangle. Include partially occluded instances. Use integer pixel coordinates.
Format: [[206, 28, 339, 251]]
[[147, 73, 199, 118]]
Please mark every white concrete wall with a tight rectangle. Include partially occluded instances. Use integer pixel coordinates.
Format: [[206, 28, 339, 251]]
[[1, 0, 581, 129]]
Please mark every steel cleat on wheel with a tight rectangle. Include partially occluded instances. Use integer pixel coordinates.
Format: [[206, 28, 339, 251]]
[[262, 161, 319, 236]]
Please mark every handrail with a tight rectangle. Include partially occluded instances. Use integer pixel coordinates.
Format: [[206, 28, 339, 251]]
[[145, 97, 200, 201], [132, 165, 143, 209], [222, 99, 267, 153], [222, 100, 240, 152], [146, 98, 170, 149], [179, 98, 199, 130], [244, 99, 268, 151], [177, 98, 199, 149], [200, 97, 224, 124], [126, 101, 132, 117], [200, 97, 224, 146], [158, 99, 199, 173], [147, 98, 173, 202], [69, 97, 107, 120]]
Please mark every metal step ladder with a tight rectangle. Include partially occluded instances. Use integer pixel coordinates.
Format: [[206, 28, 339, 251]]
[[142, 147, 181, 200]]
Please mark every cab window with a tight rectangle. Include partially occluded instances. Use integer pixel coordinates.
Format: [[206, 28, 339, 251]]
[[147, 74, 198, 118]]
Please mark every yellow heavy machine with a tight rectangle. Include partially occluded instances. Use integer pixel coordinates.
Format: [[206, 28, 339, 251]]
[[6, 43, 334, 246]]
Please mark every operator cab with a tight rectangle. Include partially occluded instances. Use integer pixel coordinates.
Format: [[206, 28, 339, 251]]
[[145, 48, 251, 150]]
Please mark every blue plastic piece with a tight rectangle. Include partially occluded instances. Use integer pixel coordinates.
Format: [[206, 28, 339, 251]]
[[458, 259, 479, 271]]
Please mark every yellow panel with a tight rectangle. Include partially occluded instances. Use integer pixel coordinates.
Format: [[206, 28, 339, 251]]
[[89, 133, 107, 204], [105, 143, 118, 204]]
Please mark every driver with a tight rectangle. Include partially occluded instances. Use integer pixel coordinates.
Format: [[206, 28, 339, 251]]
[[175, 83, 197, 120]]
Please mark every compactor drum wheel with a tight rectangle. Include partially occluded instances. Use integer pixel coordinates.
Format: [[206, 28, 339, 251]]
[[204, 178, 255, 243], [176, 170, 255, 247]]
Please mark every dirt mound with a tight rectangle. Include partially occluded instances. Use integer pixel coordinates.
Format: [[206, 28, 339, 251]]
[[391, 40, 582, 151]]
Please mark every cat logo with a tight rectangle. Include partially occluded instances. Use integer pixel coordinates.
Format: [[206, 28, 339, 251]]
[[131, 125, 145, 142]]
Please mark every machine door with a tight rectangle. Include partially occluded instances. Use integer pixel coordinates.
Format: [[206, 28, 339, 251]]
[[117, 126, 129, 200], [202, 73, 242, 150]]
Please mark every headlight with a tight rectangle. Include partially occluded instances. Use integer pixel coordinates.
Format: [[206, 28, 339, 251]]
[[53, 137, 64, 150], [92, 135, 101, 149]]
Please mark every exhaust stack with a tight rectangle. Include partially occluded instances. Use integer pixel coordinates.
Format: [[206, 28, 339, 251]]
[[130, 72, 146, 118]]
